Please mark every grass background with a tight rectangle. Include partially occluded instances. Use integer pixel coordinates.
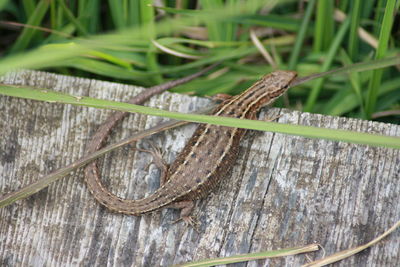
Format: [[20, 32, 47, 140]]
[[0, 0, 399, 124]]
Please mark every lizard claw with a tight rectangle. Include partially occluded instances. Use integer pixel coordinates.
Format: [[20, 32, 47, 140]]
[[136, 142, 169, 184], [137, 143, 167, 168], [172, 216, 200, 232]]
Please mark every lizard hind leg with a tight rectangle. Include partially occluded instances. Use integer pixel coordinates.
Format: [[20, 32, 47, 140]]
[[168, 200, 199, 230], [136, 142, 169, 185]]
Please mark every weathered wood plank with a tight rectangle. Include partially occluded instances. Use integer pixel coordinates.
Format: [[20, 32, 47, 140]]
[[0, 70, 399, 266]]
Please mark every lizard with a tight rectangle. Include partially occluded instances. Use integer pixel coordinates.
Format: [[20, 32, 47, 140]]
[[84, 69, 297, 224]]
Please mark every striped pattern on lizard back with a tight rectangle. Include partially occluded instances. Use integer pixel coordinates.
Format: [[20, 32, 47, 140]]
[[85, 70, 297, 215]]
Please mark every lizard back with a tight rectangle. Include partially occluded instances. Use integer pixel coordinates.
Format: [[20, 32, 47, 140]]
[[85, 70, 297, 215]]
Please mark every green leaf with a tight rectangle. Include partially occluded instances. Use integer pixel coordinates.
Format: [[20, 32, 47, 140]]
[[0, 84, 399, 149]]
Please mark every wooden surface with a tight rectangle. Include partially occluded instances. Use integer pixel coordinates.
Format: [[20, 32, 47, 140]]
[[0, 70, 399, 267]]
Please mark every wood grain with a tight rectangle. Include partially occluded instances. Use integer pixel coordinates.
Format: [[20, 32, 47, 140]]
[[0, 70, 399, 266]]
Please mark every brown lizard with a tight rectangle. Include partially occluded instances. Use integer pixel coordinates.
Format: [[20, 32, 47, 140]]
[[84, 69, 297, 224]]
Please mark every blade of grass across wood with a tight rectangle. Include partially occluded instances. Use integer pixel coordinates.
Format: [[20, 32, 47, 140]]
[[174, 244, 319, 267], [0, 119, 187, 209], [0, 83, 399, 149], [303, 220, 400, 267]]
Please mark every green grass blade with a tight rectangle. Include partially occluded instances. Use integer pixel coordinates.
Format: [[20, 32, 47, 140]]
[[373, 0, 386, 36], [0, 0, 273, 76], [304, 17, 351, 112], [323, 77, 400, 116], [60, 58, 150, 81], [339, 49, 364, 114], [141, 0, 163, 84], [0, 0, 9, 10], [107, 0, 126, 28], [0, 42, 91, 75], [288, 0, 315, 69], [365, 0, 397, 119], [57, 0, 88, 36], [0, 84, 399, 149], [313, 0, 334, 52], [22, 0, 35, 15], [235, 14, 307, 33], [348, 0, 361, 60], [0, 119, 187, 209], [0, 0, 8, 10], [9, 0, 50, 52], [128, 0, 141, 26]]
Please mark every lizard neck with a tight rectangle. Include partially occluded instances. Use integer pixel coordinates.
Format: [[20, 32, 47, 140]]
[[215, 70, 297, 119]]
